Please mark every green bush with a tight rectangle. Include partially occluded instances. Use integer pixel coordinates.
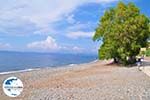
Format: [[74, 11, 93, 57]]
[[146, 49, 150, 56]]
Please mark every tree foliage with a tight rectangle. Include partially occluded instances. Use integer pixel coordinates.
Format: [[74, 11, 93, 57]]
[[93, 2, 150, 65]]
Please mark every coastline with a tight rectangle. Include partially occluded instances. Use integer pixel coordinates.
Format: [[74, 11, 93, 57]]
[[0, 59, 99, 75], [0, 60, 150, 99], [0, 68, 40, 75]]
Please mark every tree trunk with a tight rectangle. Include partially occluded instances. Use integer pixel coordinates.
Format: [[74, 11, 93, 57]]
[[128, 56, 136, 64], [114, 57, 118, 63]]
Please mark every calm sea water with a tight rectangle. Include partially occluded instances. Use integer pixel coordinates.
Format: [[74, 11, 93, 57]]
[[0, 51, 97, 72]]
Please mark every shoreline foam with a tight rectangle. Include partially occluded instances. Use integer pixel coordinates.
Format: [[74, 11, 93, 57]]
[[0, 68, 40, 75]]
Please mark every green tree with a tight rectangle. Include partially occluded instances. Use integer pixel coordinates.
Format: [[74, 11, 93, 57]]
[[93, 2, 150, 65]]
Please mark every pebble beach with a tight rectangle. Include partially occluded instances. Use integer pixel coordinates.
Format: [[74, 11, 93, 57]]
[[1, 60, 150, 100]]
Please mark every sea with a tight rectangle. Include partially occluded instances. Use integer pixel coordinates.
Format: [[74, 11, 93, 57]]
[[0, 51, 97, 73]]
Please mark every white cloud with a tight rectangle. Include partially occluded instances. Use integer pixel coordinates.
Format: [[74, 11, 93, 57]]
[[65, 21, 97, 37], [27, 36, 86, 53], [72, 46, 84, 52], [66, 14, 76, 24], [62, 46, 85, 53], [0, 43, 11, 49], [91, 0, 118, 3], [67, 22, 93, 31], [0, 0, 118, 35], [67, 31, 94, 39], [27, 36, 60, 51]]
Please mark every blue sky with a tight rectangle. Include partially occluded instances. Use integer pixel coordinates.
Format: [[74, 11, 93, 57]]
[[0, 0, 149, 54]]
